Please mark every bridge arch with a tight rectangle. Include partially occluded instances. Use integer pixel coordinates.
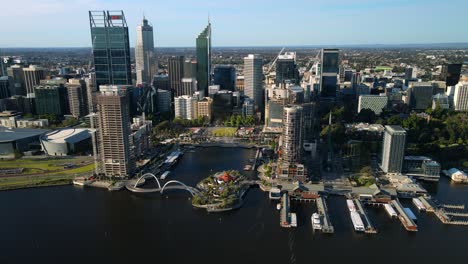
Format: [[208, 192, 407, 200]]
[[134, 173, 161, 189], [160, 180, 195, 196]]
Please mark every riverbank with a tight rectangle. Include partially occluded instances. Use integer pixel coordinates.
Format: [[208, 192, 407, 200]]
[[0, 175, 74, 191]]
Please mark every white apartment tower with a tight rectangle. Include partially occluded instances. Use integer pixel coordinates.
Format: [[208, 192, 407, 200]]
[[244, 54, 263, 112], [454, 82, 468, 111], [175, 95, 198, 120]]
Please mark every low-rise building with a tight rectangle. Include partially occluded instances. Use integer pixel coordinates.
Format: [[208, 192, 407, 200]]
[[358, 95, 388, 115], [40, 128, 92, 156], [403, 156, 441, 182], [0, 127, 49, 158], [197, 97, 212, 120]]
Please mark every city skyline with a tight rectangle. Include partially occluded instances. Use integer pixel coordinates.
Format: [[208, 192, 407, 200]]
[[1, 0, 468, 48]]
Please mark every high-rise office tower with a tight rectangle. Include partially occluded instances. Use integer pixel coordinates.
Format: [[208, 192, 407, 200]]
[[152, 74, 170, 91], [156, 89, 171, 113], [7, 65, 25, 95], [244, 54, 263, 112], [381, 125, 406, 174], [135, 16, 156, 85], [183, 58, 197, 79], [23, 65, 46, 96], [89, 11, 131, 89], [453, 82, 468, 111], [276, 52, 298, 85], [196, 22, 211, 96], [34, 82, 69, 116], [66, 79, 89, 118], [320, 49, 340, 97], [168, 56, 185, 96], [96, 85, 135, 177], [0, 76, 13, 99], [281, 105, 303, 164], [441, 63, 462, 87], [181, 78, 197, 96], [214, 65, 236, 91]]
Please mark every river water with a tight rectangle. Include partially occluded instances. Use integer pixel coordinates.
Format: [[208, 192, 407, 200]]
[[1, 147, 468, 263]]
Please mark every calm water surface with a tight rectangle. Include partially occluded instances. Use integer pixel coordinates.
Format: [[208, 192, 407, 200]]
[[1, 147, 468, 263]]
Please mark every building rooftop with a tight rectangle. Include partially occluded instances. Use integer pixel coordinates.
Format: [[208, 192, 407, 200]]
[[41, 128, 91, 144], [0, 127, 49, 143], [385, 125, 406, 134]]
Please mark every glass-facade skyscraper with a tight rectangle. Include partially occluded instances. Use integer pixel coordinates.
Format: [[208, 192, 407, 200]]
[[89, 11, 132, 89], [196, 22, 212, 96], [214, 65, 236, 91], [135, 16, 156, 85], [320, 48, 339, 97]]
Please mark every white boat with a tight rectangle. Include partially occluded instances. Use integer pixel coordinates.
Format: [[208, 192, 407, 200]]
[[276, 203, 281, 210], [347, 199, 357, 212], [160, 171, 170, 180], [350, 211, 365, 232], [384, 203, 398, 218], [312, 213, 322, 230], [412, 198, 426, 211], [290, 213, 297, 227]]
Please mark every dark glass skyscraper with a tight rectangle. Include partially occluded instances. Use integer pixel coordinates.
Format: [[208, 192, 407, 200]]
[[320, 49, 339, 97], [214, 65, 236, 91], [89, 11, 132, 89], [168, 56, 185, 97], [442, 63, 462, 87], [275, 52, 298, 85], [196, 22, 211, 96]]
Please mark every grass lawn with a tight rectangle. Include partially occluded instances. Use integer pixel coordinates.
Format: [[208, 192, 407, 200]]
[[0, 175, 75, 190], [212, 127, 238, 137], [0, 157, 93, 174]]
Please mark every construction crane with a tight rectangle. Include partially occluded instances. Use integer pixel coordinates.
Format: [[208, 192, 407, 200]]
[[136, 84, 156, 119], [265, 47, 285, 75]]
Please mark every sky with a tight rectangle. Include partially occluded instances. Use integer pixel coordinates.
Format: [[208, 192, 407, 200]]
[[1, 0, 467, 47]]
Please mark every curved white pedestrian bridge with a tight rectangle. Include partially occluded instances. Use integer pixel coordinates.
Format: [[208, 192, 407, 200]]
[[125, 173, 200, 196]]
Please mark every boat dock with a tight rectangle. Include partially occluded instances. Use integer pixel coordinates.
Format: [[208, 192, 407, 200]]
[[391, 200, 418, 232], [418, 197, 435, 212], [442, 204, 465, 210], [280, 193, 291, 228], [414, 197, 468, 226], [355, 199, 377, 234], [316, 197, 334, 233]]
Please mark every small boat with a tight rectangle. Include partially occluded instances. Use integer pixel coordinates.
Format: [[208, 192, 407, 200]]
[[160, 171, 170, 180], [312, 213, 322, 230], [276, 203, 281, 210], [290, 213, 297, 227]]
